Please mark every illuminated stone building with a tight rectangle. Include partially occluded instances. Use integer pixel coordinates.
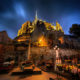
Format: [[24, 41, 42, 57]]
[[17, 11, 64, 46]]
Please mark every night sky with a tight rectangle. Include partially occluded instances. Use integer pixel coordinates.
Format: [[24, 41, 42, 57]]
[[0, 0, 80, 39]]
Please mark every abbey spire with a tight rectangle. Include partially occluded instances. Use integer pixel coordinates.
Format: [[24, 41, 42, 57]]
[[35, 10, 38, 20], [33, 10, 38, 25]]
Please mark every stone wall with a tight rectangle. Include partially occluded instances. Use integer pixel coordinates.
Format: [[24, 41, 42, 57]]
[[30, 47, 80, 60]]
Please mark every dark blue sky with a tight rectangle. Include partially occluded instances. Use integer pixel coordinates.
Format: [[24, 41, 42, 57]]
[[0, 0, 80, 39]]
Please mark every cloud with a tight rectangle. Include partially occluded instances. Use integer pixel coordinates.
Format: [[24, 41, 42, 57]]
[[14, 2, 26, 19]]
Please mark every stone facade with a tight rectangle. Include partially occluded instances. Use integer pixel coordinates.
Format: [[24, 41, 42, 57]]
[[63, 35, 80, 49], [0, 31, 15, 62], [0, 31, 12, 44]]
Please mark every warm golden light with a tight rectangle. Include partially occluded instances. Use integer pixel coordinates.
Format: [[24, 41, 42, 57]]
[[17, 39, 27, 42], [38, 36, 48, 47], [58, 37, 64, 44], [39, 39, 42, 42]]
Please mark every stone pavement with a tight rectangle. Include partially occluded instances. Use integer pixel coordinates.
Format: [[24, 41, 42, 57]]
[[0, 66, 68, 80], [20, 71, 67, 80]]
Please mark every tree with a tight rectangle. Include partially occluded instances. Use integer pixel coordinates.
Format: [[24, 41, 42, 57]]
[[69, 24, 80, 37]]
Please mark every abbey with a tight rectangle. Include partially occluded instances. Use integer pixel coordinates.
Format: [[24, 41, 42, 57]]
[[17, 11, 64, 37]]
